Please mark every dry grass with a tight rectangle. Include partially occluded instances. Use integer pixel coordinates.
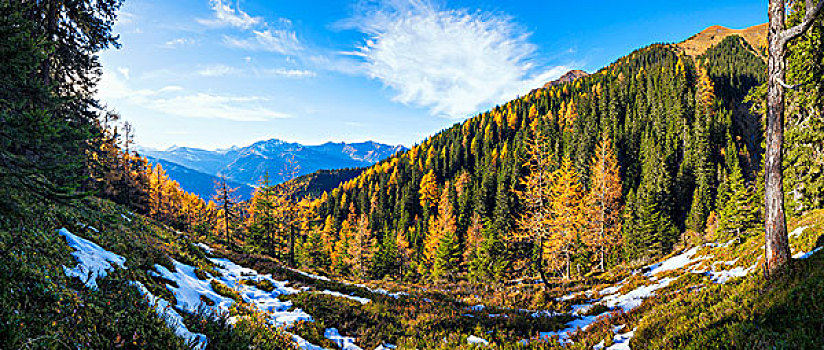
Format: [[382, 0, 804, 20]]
[[676, 23, 768, 57]]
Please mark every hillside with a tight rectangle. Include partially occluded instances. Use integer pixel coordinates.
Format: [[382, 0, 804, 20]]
[[4, 194, 822, 349], [301, 33, 769, 285], [141, 140, 405, 188], [283, 168, 366, 199], [146, 156, 256, 200], [4, 0, 824, 346], [676, 23, 768, 57]]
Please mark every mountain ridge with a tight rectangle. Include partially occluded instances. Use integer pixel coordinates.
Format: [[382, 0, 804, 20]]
[[676, 23, 768, 57], [140, 138, 406, 191]]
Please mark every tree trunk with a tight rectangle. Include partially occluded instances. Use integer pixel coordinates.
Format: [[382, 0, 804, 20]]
[[764, 0, 792, 276], [538, 238, 551, 289]]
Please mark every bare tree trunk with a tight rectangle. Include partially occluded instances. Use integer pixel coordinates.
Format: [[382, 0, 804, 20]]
[[538, 238, 550, 289], [764, 0, 824, 277], [765, 0, 791, 277]]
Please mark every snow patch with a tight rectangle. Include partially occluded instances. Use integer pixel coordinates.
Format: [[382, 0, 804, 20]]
[[325, 328, 362, 350], [467, 335, 489, 346], [645, 246, 704, 277], [794, 246, 822, 260], [318, 290, 371, 304], [601, 277, 674, 312], [789, 226, 808, 238], [132, 281, 208, 350], [59, 228, 126, 290], [709, 262, 758, 284]]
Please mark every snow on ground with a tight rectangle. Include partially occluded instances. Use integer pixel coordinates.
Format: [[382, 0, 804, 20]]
[[324, 328, 363, 350], [601, 277, 675, 312], [605, 328, 635, 350], [318, 290, 371, 304], [61, 228, 209, 348], [789, 226, 808, 238], [61, 229, 365, 350], [467, 335, 490, 345], [645, 246, 705, 278], [709, 262, 758, 284], [153, 260, 235, 313], [794, 246, 822, 260], [374, 344, 397, 350], [291, 334, 326, 350], [59, 228, 127, 290], [195, 243, 213, 254], [289, 267, 332, 281], [132, 281, 208, 350], [353, 283, 409, 299]]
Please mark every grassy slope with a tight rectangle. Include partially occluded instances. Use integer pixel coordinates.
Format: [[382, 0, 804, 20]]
[[0, 197, 295, 349], [1, 194, 821, 350]]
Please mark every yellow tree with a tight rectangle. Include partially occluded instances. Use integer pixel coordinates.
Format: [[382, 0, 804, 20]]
[[584, 133, 623, 271], [419, 170, 440, 211], [423, 185, 456, 272], [396, 228, 413, 278], [347, 214, 375, 279], [463, 212, 484, 264], [514, 128, 555, 287], [546, 158, 586, 279]]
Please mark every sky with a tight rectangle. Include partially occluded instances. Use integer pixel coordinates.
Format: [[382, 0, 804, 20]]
[[99, 0, 767, 151]]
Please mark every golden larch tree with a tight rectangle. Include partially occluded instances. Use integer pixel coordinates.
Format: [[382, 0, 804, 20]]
[[584, 133, 623, 271], [546, 158, 586, 279], [513, 128, 555, 287]]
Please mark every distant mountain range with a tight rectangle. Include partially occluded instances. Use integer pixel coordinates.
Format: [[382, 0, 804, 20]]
[[144, 156, 256, 201], [139, 139, 406, 200]]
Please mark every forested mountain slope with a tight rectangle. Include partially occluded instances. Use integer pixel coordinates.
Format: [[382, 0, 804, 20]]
[[300, 34, 768, 282]]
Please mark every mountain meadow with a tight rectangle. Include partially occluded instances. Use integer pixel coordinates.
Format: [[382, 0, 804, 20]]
[[2, 1, 824, 349]]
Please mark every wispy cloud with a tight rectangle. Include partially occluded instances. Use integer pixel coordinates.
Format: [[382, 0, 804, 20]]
[[262, 68, 316, 78], [198, 0, 302, 55], [223, 29, 302, 54], [117, 67, 130, 80], [98, 68, 289, 122], [150, 93, 289, 121], [197, 64, 240, 77], [197, 0, 263, 29], [163, 37, 196, 49], [343, 0, 568, 118]]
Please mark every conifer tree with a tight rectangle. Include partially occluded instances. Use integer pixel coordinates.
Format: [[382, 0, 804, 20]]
[[347, 215, 375, 279], [514, 128, 555, 286], [546, 158, 586, 279], [213, 176, 239, 247], [584, 133, 623, 271], [423, 185, 457, 275]]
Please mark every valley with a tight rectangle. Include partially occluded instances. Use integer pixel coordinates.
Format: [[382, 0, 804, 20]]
[[2, 1, 824, 349]]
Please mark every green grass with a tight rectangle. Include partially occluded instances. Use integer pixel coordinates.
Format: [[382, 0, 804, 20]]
[[0, 196, 297, 349]]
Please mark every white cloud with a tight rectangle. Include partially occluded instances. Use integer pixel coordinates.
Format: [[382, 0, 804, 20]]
[[163, 37, 196, 49], [223, 29, 302, 54], [345, 0, 568, 118], [117, 67, 130, 80], [98, 68, 288, 122], [198, 0, 302, 55], [263, 68, 316, 78], [197, 64, 240, 77], [197, 0, 263, 29], [150, 93, 289, 121]]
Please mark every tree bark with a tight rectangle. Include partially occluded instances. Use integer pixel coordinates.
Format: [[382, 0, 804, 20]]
[[765, 0, 791, 277], [764, 0, 824, 277]]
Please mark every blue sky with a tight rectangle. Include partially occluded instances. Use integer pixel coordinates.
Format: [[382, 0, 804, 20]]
[[99, 0, 766, 150]]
